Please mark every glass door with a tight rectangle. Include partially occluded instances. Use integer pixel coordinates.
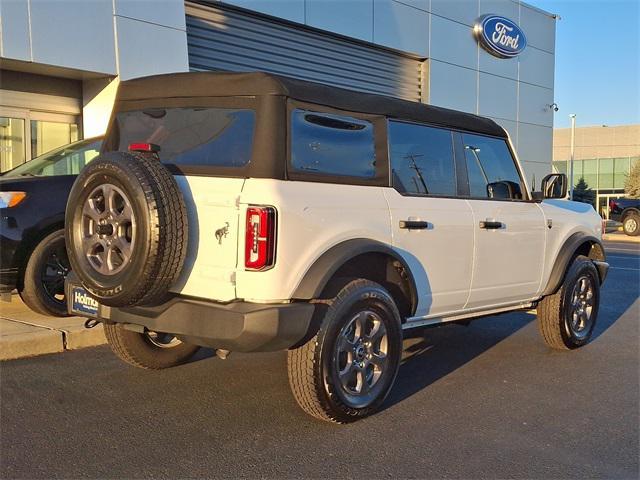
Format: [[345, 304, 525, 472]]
[[0, 108, 80, 173], [29, 111, 79, 160], [0, 116, 26, 172]]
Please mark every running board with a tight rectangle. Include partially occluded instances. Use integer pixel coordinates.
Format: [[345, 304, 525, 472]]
[[402, 302, 536, 330]]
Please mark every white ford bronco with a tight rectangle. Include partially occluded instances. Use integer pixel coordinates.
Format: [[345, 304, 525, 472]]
[[65, 72, 608, 423]]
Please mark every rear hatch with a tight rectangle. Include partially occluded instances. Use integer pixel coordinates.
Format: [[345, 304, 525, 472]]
[[107, 105, 257, 301]]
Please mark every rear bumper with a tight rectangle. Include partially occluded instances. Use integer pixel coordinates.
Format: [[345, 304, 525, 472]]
[[66, 278, 317, 353]]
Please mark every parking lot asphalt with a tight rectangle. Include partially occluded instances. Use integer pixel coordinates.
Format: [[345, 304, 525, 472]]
[[1, 241, 638, 479]]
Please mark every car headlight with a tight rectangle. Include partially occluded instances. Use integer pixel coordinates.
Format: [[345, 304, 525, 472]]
[[0, 192, 27, 208]]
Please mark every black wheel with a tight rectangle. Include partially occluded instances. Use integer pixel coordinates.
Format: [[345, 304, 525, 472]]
[[537, 255, 600, 350], [622, 211, 640, 236], [65, 151, 188, 307], [103, 323, 199, 369], [19, 230, 71, 317], [287, 279, 402, 423]]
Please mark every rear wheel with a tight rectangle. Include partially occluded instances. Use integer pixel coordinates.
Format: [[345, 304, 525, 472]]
[[537, 255, 600, 350], [622, 212, 640, 236], [103, 323, 199, 369], [287, 279, 402, 423], [19, 230, 71, 317]]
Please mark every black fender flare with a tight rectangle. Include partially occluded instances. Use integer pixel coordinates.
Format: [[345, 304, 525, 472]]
[[542, 232, 608, 296], [622, 207, 640, 220], [292, 238, 418, 315]]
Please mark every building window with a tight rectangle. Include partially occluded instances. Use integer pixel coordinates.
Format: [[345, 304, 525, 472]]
[[614, 157, 631, 189], [599, 158, 614, 189], [30, 120, 79, 159]]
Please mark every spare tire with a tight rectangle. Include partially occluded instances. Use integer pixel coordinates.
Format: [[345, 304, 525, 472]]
[[65, 151, 188, 307]]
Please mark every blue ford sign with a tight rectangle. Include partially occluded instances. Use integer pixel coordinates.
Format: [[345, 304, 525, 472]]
[[474, 15, 527, 58]]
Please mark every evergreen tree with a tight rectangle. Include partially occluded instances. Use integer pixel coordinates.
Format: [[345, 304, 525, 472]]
[[624, 160, 640, 198], [572, 177, 595, 205]]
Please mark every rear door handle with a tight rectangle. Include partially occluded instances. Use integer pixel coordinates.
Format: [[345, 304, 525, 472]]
[[400, 220, 430, 230], [479, 220, 503, 229]]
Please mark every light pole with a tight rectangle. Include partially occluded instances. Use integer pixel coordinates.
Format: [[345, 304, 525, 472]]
[[569, 114, 576, 200]]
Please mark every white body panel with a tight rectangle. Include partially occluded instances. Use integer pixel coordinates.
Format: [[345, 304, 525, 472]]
[[465, 199, 546, 309], [536, 199, 604, 294], [170, 175, 244, 301], [170, 174, 603, 323], [384, 189, 474, 318], [236, 179, 392, 303]]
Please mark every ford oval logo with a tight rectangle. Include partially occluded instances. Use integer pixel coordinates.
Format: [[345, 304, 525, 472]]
[[474, 15, 527, 58]]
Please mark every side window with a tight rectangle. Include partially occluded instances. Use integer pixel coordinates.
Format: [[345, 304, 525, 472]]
[[388, 121, 456, 196], [462, 133, 524, 200], [290, 109, 376, 178]]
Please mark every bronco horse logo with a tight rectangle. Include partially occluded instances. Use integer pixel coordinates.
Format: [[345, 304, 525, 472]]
[[474, 14, 527, 58]]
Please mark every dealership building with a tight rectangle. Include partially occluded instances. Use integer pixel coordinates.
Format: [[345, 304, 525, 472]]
[[553, 124, 640, 218], [0, 0, 557, 183]]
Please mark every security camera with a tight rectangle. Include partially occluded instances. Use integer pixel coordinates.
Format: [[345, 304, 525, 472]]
[[548, 103, 559, 112]]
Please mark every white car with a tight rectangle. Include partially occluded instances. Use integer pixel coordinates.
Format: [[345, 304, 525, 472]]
[[65, 72, 609, 423]]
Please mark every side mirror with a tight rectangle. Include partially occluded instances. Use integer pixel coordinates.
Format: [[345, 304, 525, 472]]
[[538, 173, 568, 200]]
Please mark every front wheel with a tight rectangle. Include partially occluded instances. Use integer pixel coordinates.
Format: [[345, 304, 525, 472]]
[[287, 279, 403, 423], [537, 255, 600, 350], [19, 230, 71, 317], [104, 323, 199, 369]]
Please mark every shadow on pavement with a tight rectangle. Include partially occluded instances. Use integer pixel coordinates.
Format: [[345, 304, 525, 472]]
[[592, 250, 639, 341], [384, 312, 535, 411]]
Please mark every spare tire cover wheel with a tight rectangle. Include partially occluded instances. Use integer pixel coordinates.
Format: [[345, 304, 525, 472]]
[[65, 151, 188, 308]]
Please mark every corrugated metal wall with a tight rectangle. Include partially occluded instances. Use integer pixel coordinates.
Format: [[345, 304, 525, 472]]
[[185, 1, 424, 102]]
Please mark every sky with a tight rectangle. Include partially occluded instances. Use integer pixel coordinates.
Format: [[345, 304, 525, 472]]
[[528, 0, 639, 129]]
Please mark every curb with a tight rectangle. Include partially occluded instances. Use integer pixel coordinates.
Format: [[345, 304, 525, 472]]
[[0, 327, 64, 360], [0, 296, 107, 361], [603, 233, 640, 243], [0, 317, 107, 361]]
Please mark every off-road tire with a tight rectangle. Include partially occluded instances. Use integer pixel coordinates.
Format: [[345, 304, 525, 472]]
[[103, 323, 199, 369], [537, 255, 600, 350], [19, 229, 71, 317], [65, 151, 188, 307], [622, 211, 640, 236], [287, 279, 402, 423]]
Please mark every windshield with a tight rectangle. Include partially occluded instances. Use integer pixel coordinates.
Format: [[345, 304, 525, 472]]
[[3, 138, 102, 177]]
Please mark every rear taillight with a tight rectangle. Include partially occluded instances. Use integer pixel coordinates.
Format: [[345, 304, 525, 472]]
[[245, 206, 276, 271], [128, 142, 161, 153]]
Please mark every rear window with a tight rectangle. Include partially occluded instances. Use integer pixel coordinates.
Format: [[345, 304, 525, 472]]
[[113, 107, 255, 167]]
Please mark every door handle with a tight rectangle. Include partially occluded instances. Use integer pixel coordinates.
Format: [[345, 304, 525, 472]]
[[400, 220, 430, 230], [479, 220, 503, 229]]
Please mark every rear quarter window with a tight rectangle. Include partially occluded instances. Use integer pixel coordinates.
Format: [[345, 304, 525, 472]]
[[114, 107, 255, 168], [290, 109, 376, 178]]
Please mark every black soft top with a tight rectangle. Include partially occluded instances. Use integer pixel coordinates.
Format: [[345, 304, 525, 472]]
[[116, 71, 506, 138]]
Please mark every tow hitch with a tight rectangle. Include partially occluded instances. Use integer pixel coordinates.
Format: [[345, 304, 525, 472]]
[[84, 318, 101, 329]]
